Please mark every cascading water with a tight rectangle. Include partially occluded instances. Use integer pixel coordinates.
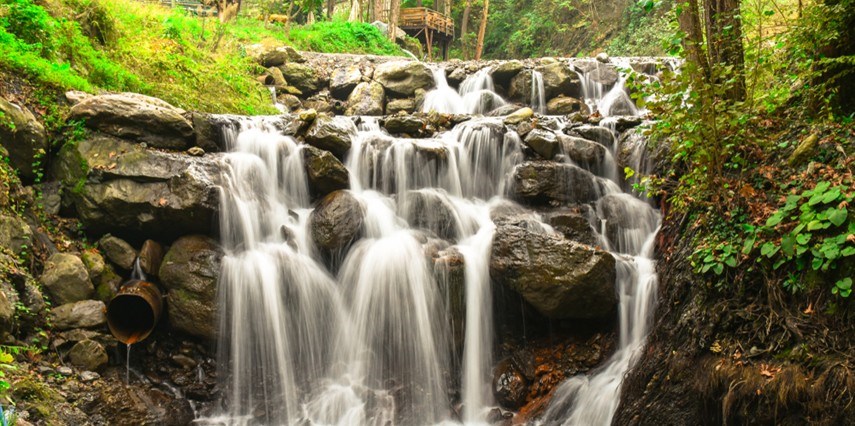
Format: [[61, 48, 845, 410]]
[[423, 67, 506, 115], [206, 58, 660, 426], [530, 70, 546, 114]]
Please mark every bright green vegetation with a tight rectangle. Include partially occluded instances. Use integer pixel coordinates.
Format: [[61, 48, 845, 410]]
[[0, 0, 404, 114], [632, 0, 854, 305]]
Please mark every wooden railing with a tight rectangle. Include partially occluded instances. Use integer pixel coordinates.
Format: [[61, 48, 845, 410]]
[[379, 7, 454, 37], [399, 7, 454, 36], [136, 0, 217, 15]]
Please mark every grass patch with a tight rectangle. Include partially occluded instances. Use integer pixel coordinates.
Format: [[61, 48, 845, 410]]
[[0, 0, 406, 114]]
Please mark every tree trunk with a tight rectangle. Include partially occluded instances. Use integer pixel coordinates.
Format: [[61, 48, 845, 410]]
[[349, 0, 361, 21], [461, 0, 471, 59], [327, 0, 335, 18], [676, 0, 709, 80], [704, 0, 746, 100], [389, 0, 400, 41], [475, 0, 489, 60]]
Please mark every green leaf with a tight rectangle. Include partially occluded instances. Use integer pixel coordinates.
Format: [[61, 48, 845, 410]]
[[807, 220, 826, 231], [812, 256, 824, 270], [842, 246, 855, 257], [742, 235, 756, 254], [713, 263, 724, 275], [765, 212, 784, 227], [761, 242, 780, 258], [725, 256, 738, 267], [827, 208, 848, 227], [796, 233, 811, 245], [822, 188, 841, 203], [781, 234, 796, 256]]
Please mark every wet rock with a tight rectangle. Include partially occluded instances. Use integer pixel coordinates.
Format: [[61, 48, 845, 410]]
[[504, 107, 533, 125], [171, 354, 197, 369], [279, 62, 324, 94], [98, 234, 137, 270], [611, 116, 644, 132], [493, 358, 529, 409], [433, 248, 465, 347], [604, 95, 637, 116], [545, 207, 599, 246], [345, 81, 385, 116], [190, 112, 224, 153], [511, 161, 608, 206], [57, 366, 73, 376], [559, 135, 610, 171], [303, 145, 350, 199], [508, 70, 533, 103], [40, 253, 94, 305], [330, 64, 363, 99], [303, 93, 336, 114], [159, 235, 222, 340], [305, 115, 357, 159], [386, 98, 416, 114], [383, 114, 425, 135], [400, 190, 459, 241], [491, 60, 525, 86], [596, 52, 610, 63], [70, 93, 194, 150], [489, 104, 524, 117], [0, 291, 13, 336], [524, 129, 559, 159], [187, 146, 205, 156], [139, 239, 165, 277], [0, 213, 33, 256], [547, 96, 590, 115], [0, 97, 47, 181], [50, 300, 106, 330], [447, 66, 468, 86], [374, 60, 435, 97], [53, 134, 221, 240], [79, 371, 100, 382], [569, 125, 615, 149], [66, 339, 108, 371], [80, 250, 122, 303], [536, 62, 582, 99], [310, 190, 364, 252], [574, 60, 619, 86], [490, 221, 617, 319]]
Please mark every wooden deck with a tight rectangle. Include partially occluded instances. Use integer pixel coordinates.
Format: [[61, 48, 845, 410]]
[[398, 7, 454, 39], [381, 7, 455, 60]]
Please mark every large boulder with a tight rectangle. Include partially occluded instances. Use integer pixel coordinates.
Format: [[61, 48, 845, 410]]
[[386, 98, 416, 114], [508, 70, 533, 103], [383, 114, 426, 135], [50, 300, 107, 330], [305, 115, 357, 159], [53, 134, 221, 240], [0, 97, 48, 181], [399, 190, 459, 241], [524, 129, 560, 160], [246, 43, 305, 67], [303, 145, 350, 199], [559, 135, 610, 171], [373, 61, 435, 97], [330, 65, 363, 99], [80, 250, 122, 303], [159, 235, 222, 340], [545, 207, 600, 247], [536, 62, 581, 99], [345, 81, 385, 116], [40, 253, 94, 305], [69, 93, 194, 150], [547, 96, 590, 115], [97, 234, 137, 270], [279, 62, 324, 95], [491, 60, 524, 87], [490, 221, 616, 319], [310, 190, 364, 252], [569, 125, 615, 150], [67, 339, 108, 371], [511, 161, 608, 206], [0, 213, 33, 257], [573, 60, 619, 86], [493, 358, 529, 409]]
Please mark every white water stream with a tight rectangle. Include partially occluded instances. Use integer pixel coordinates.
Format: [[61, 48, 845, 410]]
[[203, 59, 660, 426]]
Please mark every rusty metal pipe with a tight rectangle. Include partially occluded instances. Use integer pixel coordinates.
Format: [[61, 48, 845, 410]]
[[107, 279, 163, 345]]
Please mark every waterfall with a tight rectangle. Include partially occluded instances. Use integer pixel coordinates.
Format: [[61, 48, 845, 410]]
[[530, 70, 546, 114], [423, 67, 506, 115], [206, 58, 660, 426]]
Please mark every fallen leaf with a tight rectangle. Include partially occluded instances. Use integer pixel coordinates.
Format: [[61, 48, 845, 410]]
[[157, 198, 169, 207], [803, 303, 814, 315]]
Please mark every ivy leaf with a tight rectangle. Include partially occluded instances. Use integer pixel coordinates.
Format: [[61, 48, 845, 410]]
[[725, 256, 738, 267], [742, 234, 756, 254], [713, 263, 724, 275], [761, 242, 779, 258], [795, 233, 811, 245], [781, 234, 796, 256], [765, 212, 784, 227], [821, 188, 841, 203]]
